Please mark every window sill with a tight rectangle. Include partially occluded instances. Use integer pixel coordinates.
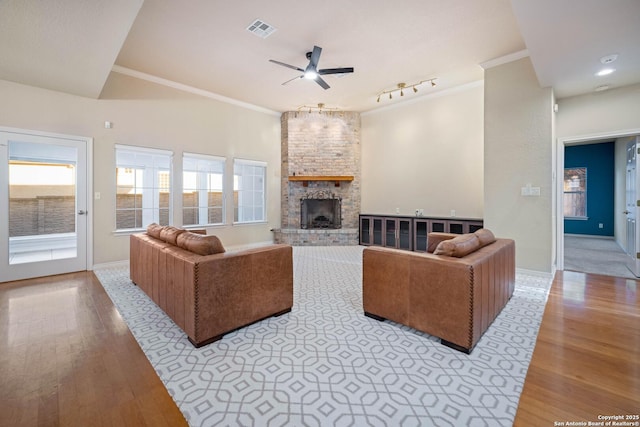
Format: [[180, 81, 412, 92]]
[[112, 228, 145, 236], [183, 223, 225, 229], [233, 220, 268, 226]]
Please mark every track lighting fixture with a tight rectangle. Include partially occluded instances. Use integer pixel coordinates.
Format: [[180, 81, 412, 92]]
[[376, 78, 437, 102], [296, 103, 340, 114]]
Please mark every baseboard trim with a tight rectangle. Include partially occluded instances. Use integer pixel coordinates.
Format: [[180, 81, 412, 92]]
[[565, 234, 614, 240], [93, 260, 129, 271], [516, 268, 554, 280]]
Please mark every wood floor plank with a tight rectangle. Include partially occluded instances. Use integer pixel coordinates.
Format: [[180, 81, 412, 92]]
[[514, 270, 640, 426], [0, 272, 187, 427]]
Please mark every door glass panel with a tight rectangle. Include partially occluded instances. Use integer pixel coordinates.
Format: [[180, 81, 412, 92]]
[[385, 219, 396, 247], [373, 219, 383, 245], [415, 221, 428, 251], [8, 141, 77, 264], [399, 220, 411, 249]]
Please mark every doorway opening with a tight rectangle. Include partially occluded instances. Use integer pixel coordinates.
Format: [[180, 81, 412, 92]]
[[556, 130, 640, 279]]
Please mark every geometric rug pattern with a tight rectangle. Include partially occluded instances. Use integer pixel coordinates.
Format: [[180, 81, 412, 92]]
[[94, 246, 551, 427]]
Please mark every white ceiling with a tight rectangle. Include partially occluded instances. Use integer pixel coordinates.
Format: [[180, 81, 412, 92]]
[[0, 0, 143, 98], [0, 0, 638, 113], [510, 0, 640, 99]]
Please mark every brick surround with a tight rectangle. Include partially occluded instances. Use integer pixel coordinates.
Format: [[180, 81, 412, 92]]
[[273, 111, 361, 246]]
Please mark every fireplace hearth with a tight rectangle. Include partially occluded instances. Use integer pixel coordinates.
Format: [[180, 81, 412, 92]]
[[300, 191, 342, 229]]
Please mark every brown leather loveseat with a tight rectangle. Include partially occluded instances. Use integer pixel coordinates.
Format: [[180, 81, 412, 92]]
[[130, 224, 294, 347], [363, 229, 515, 353]]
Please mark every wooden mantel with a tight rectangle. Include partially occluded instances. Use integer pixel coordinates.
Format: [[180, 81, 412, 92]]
[[288, 175, 354, 187]]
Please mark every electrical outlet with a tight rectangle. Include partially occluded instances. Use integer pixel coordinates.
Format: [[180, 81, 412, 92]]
[[450, 209, 456, 217], [95, 192, 101, 200], [396, 207, 400, 214]]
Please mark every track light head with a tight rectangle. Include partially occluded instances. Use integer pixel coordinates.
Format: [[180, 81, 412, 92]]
[[376, 78, 435, 103]]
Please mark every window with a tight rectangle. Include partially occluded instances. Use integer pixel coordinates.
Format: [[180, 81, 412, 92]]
[[115, 145, 172, 230], [564, 167, 587, 218], [233, 159, 266, 223], [183, 153, 225, 226]]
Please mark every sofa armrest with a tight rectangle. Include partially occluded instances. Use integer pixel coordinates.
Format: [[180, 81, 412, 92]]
[[189, 244, 294, 344], [363, 247, 411, 324], [426, 232, 458, 253]]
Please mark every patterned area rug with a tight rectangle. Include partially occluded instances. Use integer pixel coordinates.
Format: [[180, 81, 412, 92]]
[[94, 246, 551, 427]]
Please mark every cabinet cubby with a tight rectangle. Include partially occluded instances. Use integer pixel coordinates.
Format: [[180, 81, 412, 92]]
[[359, 214, 484, 252]]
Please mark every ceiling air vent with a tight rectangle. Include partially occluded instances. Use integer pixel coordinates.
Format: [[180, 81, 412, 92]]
[[246, 19, 277, 39]]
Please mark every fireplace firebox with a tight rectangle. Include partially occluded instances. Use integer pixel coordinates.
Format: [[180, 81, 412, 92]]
[[300, 191, 342, 229]]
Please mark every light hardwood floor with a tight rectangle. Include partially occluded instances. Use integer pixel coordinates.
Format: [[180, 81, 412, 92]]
[[1, 269, 638, 426], [0, 272, 187, 427], [514, 270, 640, 425]]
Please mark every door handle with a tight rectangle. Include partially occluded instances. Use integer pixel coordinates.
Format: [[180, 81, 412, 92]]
[[624, 210, 631, 215], [78, 210, 87, 215]]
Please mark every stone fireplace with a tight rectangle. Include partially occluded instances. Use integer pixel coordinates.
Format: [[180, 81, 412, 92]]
[[273, 111, 360, 246], [300, 191, 341, 229]]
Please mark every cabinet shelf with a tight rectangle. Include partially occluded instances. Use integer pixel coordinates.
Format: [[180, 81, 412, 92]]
[[288, 175, 354, 187], [359, 214, 483, 252]]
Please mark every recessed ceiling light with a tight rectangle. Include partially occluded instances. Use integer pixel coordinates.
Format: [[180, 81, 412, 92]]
[[595, 68, 615, 77], [600, 54, 618, 64]]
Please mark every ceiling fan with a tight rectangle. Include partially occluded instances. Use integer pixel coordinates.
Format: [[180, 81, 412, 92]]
[[269, 45, 354, 90]]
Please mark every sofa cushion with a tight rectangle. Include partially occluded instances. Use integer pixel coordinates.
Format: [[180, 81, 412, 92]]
[[433, 233, 481, 257], [474, 228, 496, 247], [176, 232, 225, 255], [160, 226, 186, 245], [426, 232, 457, 253], [147, 223, 164, 239]]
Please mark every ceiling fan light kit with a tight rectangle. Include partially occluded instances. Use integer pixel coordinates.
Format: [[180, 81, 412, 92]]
[[377, 79, 437, 102], [269, 46, 354, 90]]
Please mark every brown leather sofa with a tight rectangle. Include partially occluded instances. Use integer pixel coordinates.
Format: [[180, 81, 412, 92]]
[[363, 229, 515, 353], [130, 224, 294, 347]]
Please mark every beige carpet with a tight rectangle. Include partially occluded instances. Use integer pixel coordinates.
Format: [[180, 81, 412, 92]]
[[564, 235, 637, 279]]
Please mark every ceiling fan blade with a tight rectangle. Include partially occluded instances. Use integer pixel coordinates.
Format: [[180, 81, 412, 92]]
[[269, 59, 304, 72], [315, 76, 330, 90], [282, 75, 303, 85], [318, 67, 354, 75], [309, 46, 322, 69]]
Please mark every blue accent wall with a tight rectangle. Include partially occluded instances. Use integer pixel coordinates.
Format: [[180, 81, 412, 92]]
[[564, 142, 614, 236]]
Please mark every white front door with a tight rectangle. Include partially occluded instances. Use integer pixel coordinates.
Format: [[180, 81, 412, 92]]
[[627, 137, 640, 277], [0, 128, 91, 283]]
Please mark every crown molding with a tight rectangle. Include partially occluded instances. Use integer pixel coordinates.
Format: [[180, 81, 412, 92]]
[[110, 65, 280, 117], [480, 50, 530, 70]]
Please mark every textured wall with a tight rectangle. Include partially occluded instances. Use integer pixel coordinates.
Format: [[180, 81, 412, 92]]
[[564, 142, 615, 236], [360, 82, 484, 219], [484, 57, 554, 273]]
